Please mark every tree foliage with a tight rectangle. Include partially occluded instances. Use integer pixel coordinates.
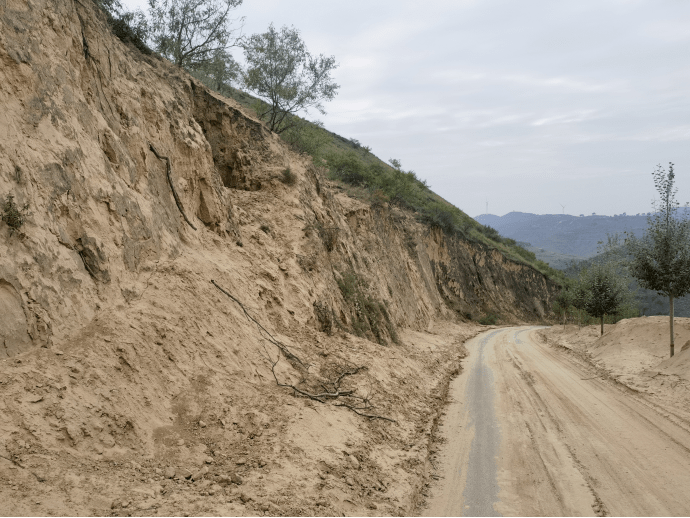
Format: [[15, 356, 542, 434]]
[[148, 0, 243, 69], [553, 287, 573, 327], [626, 163, 690, 356], [94, 0, 151, 54], [279, 118, 331, 157], [189, 48, 240, 96], [242, 24, 339, 133], [569, 235, 636, 335]]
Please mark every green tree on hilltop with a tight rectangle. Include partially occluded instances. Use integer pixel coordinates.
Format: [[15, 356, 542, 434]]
[[148, 0, 243, 70], [242, 24, 339, 134]]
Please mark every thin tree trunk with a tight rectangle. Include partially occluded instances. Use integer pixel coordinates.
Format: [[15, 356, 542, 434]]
[[670, 295, 675, 357], [600, 315, 604, 336]]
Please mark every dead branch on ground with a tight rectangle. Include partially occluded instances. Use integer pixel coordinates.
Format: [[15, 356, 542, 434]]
[[212, 279, 305, 368], [264, 348, 396, 423], [334, 402, 397, 423], [149, 143, 197, 230]]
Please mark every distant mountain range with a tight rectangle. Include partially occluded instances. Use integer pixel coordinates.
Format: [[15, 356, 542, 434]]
[[475, 211, 690, 316], [474, 211, 657, 258]]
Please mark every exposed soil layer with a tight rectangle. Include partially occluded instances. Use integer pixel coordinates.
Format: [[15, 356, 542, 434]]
[[0, 0, 559, 514]]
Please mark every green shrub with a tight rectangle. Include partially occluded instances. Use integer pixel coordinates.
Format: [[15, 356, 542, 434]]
[[478, 313, 499, 325], [315, 222, 339, 252], [336, 269, 399, 344], [280, 118, 330, 157], [513, 245, 537, 262], [417, 202, 457, 234], [336, 270, 361, 302], [479, 225, 501, 241], [94, 0, 151, 55], [326, 151, 370, 186], [109, 12, 151, 54], [280, 168, 297, 185], [1, 194, 29, 235]]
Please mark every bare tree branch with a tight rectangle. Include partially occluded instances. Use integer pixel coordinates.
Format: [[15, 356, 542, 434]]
[[211, 279, 305, 367], [264, 350, 395, 423]]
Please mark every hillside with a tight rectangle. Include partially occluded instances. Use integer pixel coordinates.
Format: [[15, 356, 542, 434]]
[[475, 211, 652, 258], [0, 0, 558, 515], [224, 91, 569, 285]]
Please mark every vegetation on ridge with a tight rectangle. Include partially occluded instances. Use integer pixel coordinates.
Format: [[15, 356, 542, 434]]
[[93, 0, 567, 288]]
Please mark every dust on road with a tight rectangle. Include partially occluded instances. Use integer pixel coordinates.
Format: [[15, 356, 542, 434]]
[[425, 327, 690, 516]]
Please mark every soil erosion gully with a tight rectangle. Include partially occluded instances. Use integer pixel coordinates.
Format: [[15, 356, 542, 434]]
[[425, 327, 690, 516]]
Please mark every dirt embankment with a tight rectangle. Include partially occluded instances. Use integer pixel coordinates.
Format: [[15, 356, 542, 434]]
[[540, 318, 690, 431], [0, 0, 556, 514]]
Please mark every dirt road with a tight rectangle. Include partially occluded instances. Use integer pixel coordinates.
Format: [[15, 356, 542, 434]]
[[425, 327, 690, 516]]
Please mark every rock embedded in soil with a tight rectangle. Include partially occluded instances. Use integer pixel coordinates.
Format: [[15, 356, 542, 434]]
[[347, 455, 360, 469], [230, 473, 243, 485], [178, 468, 193, 480], [164, 467, 176, 479]]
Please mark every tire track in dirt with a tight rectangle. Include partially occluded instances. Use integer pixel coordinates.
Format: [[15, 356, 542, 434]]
[[425, 327, 690, 516]]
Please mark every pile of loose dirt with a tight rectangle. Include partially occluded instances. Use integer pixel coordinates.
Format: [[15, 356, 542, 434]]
[[0, 314, 481, 516], [545, 318, 690, 379], [541, 318, 690, 433]]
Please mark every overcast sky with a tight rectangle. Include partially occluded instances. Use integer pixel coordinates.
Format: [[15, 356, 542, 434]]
[[123, 0, 690, 217]]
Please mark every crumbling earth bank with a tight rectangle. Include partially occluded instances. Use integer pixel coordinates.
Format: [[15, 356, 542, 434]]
[[0, 0, 555, 514]]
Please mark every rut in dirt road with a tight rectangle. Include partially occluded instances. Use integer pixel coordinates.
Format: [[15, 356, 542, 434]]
[[462, 330, 502, 517], [425, 327, 690, 517]]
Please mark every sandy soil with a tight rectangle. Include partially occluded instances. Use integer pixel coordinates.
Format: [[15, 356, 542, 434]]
[[0, 315, 483, 516], [541, 318, 690, 419], [424, 324, 690, 516]]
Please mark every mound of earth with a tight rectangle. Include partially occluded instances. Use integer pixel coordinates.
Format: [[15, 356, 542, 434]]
[[540, 318, 690, 435]]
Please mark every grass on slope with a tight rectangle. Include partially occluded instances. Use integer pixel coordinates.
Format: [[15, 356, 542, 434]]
[[223, 87, 567, 286]]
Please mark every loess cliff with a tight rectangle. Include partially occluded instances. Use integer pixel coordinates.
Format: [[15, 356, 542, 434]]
[[0, 0, 557, 515]]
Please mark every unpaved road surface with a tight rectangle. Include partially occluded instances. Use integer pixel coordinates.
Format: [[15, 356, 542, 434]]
[[425, 327, 690, 516]]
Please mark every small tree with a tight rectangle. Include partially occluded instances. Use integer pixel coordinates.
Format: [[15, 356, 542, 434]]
[[579, 262, 630, 336], [189, 48, 240, 96], [571, 276, 589, 328], [148, 0, 243, 70], [626, 163, 690, 357], [279, 118, 330, 158], [553, 286, 573, 328], [242, 24, 339, 134]]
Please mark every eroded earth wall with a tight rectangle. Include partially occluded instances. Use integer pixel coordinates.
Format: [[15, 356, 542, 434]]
[[0, 0, 557, 514]]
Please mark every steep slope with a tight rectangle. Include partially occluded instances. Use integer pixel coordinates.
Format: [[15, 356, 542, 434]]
[[0, 0, 557, 514]]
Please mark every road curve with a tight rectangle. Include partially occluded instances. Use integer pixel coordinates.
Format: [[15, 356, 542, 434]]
[[425, 327, 690, 516]]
